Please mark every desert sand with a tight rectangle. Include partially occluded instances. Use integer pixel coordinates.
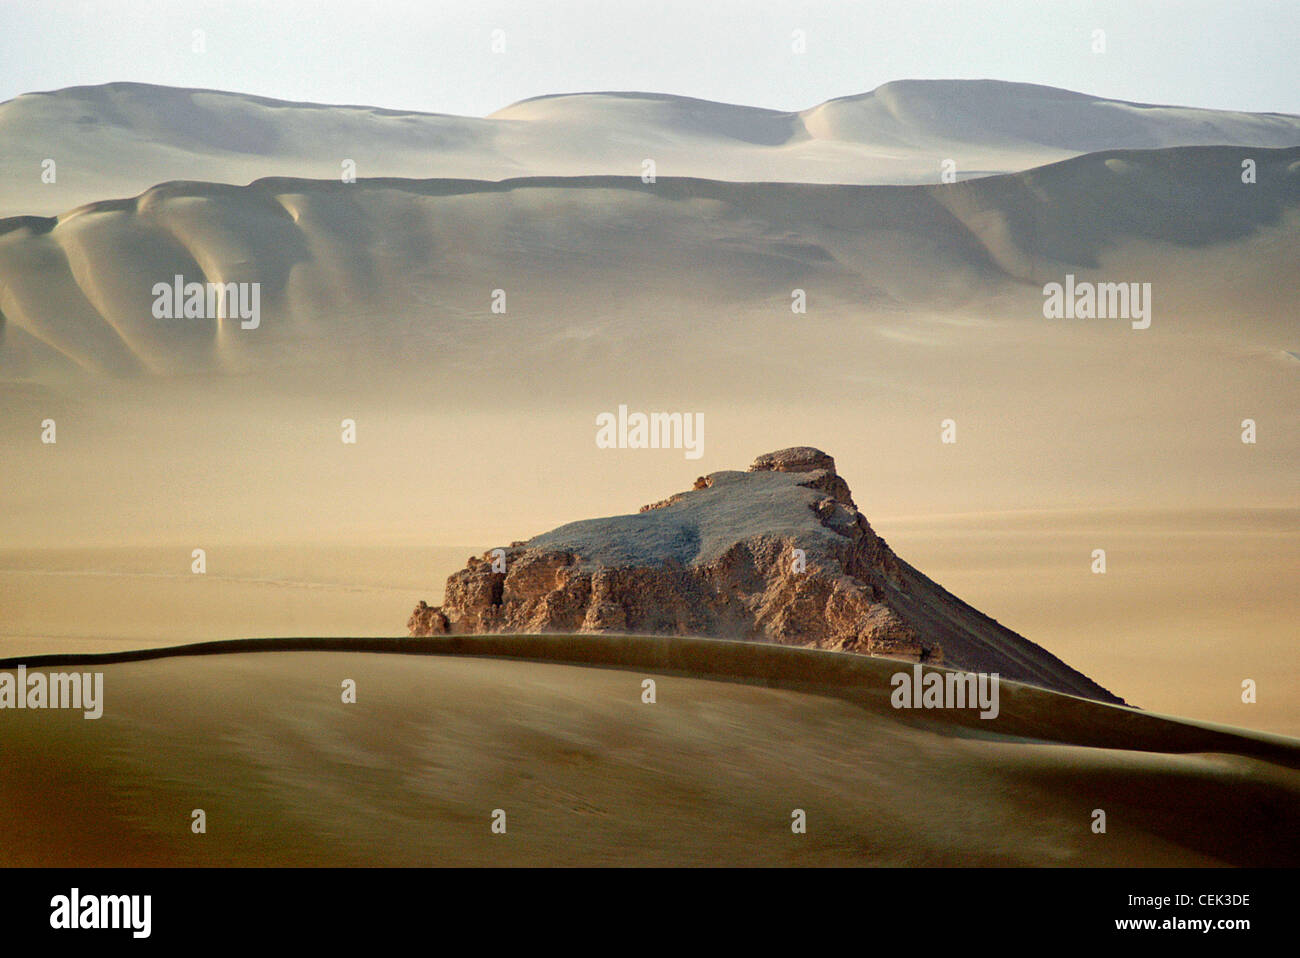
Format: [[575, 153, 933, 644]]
[[5, 79, 1299, 217], [2, 638, 1295, 867]]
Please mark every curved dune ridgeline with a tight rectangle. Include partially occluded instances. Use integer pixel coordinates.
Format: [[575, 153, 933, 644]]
[[1, 636, 1297, 866], [5, 78, 1299, 218], [4, 633, 1294, 763]]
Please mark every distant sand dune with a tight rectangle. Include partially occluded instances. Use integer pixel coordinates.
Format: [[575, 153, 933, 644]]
[[5, 78, 1297, 217], [2, 146, 1296, 381]]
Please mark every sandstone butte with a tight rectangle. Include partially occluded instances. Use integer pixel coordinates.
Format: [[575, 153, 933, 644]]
[[408, 447, 1123, 704]]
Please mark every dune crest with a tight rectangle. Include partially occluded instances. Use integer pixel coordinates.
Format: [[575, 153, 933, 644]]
[[4, 640, 1293, 866], [4, 78, 1298, 217]]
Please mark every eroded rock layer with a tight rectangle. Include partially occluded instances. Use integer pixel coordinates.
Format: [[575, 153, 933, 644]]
[[408, 447, 1122, 703]]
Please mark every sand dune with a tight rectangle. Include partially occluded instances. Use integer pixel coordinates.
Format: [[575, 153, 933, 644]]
[[2, 145, 1295, 381], [1, 638, 1295, 866], [3, 78, 1297, 217]]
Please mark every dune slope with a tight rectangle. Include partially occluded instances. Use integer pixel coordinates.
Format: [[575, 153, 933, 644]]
[[1, 637, 1295, 867], [2, 145, 1296, 382]]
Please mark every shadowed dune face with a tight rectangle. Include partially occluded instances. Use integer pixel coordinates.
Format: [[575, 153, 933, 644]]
[[1, 645, 1296, 867]]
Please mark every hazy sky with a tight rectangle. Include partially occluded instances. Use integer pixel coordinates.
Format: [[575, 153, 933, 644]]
[[0, 0, 1296, 115]]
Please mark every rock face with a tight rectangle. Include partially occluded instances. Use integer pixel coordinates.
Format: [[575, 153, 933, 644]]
[[408, 447, 1123, 704]]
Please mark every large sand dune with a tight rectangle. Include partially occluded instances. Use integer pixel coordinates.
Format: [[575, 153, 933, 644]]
[[4, 78, 1298, 217], [2, 145, 1295, 381], [1, 637, 1295, 866]]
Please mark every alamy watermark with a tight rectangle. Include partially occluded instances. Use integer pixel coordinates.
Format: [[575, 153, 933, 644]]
[[595, 404, 704, 460], [50, 889, 150, 938], [890, 664, 999, 719], [1042, 274, 1151, 329], [152, 274, 260, 329], [0, 665, 103, 719]]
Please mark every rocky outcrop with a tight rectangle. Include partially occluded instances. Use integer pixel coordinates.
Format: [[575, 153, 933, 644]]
[[408, 447, 1123, 703]]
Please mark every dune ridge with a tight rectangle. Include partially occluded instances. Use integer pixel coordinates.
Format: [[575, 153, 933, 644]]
[[2, 639, 1296, 866], [4, 78, 1298, 217], [3, 145, 1296, 381], [3, 633, 1295, 766]]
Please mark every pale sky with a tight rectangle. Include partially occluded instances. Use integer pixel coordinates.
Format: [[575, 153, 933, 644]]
[[0, 0, 1296, 116]]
